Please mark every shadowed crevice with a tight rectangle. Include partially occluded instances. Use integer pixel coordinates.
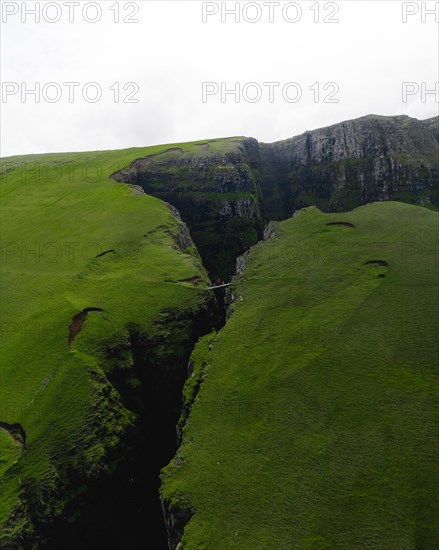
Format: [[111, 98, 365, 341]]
[[0, 421, 27, 450], [95, 250, 115, 259]]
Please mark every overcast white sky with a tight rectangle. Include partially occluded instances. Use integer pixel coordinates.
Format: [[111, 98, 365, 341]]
[[1, 0, 438, 157]]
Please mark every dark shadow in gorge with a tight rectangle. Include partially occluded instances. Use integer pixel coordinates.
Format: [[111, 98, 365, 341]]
[[41, 305, 219, 550], [212, 287, 227, 328]]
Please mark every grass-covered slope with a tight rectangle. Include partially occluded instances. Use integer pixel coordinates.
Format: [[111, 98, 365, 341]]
[[162, 202, 439, 549], [0, 145, 216, 544]]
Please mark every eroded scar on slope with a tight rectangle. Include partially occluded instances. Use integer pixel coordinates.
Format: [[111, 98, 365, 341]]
[[68, 308, 104, 346], [326, 221, 355, 228], [364, 259, 389, 278]]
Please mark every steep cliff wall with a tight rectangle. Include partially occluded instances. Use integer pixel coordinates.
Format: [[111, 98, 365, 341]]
[[113, 115, 438, 279], [260, 114, 438, 217]]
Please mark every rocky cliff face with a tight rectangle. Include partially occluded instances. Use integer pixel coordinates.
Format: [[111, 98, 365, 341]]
[[113, 115, 438, 277], [112, 138, 264, 280], [259, 114, 438, 218]]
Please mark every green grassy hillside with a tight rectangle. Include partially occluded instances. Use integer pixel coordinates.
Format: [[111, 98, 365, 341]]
[[0, 144, 217, 544], [162, 202, 439, 549], [1, 135, 438, 548]]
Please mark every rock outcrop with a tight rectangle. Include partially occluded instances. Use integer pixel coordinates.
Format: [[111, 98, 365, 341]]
[[260, 114, 438, 218], [112, 139, 265, 279]]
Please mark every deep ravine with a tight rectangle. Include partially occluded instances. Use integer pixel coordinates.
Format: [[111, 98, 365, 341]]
[[36, 290, 227, 550]]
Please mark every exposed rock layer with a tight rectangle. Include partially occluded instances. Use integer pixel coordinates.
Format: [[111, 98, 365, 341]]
[[259, 114, 438, 218]]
